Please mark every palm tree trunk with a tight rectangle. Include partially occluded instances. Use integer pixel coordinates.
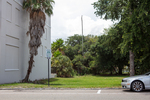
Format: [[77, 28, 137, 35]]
[[22, 10, 45, 82], [22, 55, 34, 82], [129, 50, 135, 76]]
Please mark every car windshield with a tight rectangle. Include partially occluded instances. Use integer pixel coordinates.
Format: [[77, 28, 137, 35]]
[[144, 72, 150, 75]]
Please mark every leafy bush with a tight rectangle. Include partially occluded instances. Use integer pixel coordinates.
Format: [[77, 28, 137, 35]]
[[51, 55, 75, 77], [72, 54, 92, 75], [53, 50, 62, 57]]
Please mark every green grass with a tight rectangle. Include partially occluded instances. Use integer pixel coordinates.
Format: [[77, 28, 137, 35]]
[[0, 75, 127, 89]]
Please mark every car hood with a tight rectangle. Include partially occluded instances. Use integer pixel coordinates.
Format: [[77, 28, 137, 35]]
[[123, 75, 147, 80]]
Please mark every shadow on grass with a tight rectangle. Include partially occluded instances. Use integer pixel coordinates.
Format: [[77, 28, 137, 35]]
[[50, 78, 59, 82], [94, 74, 128, 77], [0, 83, 19, 87], [32, 78, 64, 86], [49, 84, 63, 86]]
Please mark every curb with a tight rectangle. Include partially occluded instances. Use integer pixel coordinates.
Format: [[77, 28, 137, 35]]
[[0, 88, 123, 90]]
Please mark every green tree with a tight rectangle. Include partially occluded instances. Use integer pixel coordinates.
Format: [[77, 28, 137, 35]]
[[120, 0, 150, 74], [64, 45, 75, 60], [92, 35, 117, 74], [22, 0, 55, 82], [65, 34, 84, 46], [64, 34, 97, 74], [92, 0, 127, 21], [102, 24, 129, 74], [84, 35, 98, 52], [51, 39, 64, 54], [65, 34, 98, 60], [64, 44, 81, 60], [64, 34, 84, 60], [72, 55, 85, 74], [93, 0, 150, 76]]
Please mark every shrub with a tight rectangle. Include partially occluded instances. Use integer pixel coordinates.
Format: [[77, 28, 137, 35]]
[[51, 55, 75, 77]]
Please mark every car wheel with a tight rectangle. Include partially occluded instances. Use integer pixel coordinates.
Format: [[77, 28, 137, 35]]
[[131, 81, 143, 92]]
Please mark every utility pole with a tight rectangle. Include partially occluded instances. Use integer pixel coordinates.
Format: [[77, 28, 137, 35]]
[[78, 15, 84, 76], [81, 15, 83, 56]]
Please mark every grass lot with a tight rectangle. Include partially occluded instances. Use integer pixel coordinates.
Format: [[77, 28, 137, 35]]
[[0, 75, 127, 89]]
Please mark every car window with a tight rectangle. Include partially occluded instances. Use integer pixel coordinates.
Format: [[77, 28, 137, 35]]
[[144, 72, 150, 75]]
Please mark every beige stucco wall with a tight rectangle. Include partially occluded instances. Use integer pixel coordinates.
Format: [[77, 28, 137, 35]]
[[0, 0, 51, 84]]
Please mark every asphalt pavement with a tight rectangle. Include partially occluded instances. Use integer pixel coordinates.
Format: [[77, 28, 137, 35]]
[[0, 89, 150, 100]]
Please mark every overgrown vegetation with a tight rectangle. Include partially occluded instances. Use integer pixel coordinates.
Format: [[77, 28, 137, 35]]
[[51, 34, 129, 76], [51, 0, 150, 77]]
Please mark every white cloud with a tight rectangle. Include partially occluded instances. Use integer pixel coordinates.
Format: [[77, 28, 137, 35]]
[[51, 0, 114, 42]]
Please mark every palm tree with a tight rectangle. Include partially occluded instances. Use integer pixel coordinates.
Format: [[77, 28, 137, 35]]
[[51, 39, 65, 55], [22, 0, 55, 82]]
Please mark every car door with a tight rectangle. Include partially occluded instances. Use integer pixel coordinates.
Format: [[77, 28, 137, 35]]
[[143, 75, 150, 89], [148, 75, 150, 89]]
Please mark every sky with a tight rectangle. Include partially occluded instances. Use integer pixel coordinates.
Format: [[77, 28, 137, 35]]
[[51, 0, 114, 43]]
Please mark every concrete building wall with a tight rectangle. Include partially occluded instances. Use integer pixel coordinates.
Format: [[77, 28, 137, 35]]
[[0, 0, 51, 84]]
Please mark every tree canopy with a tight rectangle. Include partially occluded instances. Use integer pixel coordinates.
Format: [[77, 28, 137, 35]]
[[93, 0, 150, 75]]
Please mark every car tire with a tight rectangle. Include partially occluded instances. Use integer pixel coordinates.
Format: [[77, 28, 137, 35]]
[[131, 81, 144, 92]]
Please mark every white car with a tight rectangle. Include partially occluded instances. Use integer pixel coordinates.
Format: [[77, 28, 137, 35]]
[[121, 72, 150, 92]]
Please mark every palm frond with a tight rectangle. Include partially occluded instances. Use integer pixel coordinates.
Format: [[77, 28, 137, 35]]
[[23, 0, 55, 16]]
